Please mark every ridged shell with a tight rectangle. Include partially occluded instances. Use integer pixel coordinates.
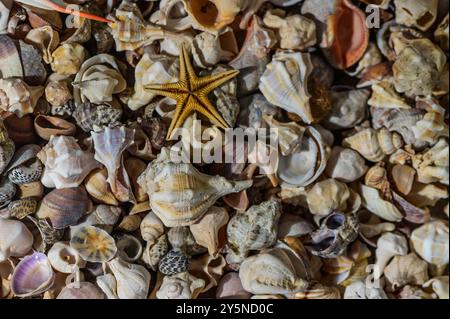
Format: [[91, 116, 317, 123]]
[[142, 234, 168, 271], [411, 221, 449, 267], [0, 78, 44, 117], [70, 226, 117, 263], [140, 211, 165, 243], [107, 257, 151, 299], [156, 271, 205, 299]]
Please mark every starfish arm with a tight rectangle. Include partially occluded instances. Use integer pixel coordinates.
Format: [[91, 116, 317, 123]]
[[167, 95, 189, 140], [180, 44, 198, 86], [195, 70, 240, 94], [145, 83, 184, 100], [196, 95, 230, 129], [178, 44, 189, 85], [168, 97, 197, 140]]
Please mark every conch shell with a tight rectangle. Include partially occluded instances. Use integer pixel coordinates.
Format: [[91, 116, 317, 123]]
[[137, 149, 252, 227], [37, 135, 101, 189], [0, 78, 44, 117]]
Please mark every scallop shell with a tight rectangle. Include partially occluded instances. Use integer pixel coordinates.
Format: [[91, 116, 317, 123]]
[[0, 219, 33, 262], [325, 147, 368, 183], [0, 78, 44, 117], [156, 271, 205, 299], [70, 226, 117, 263], [384, 253, 429, 290], [36, 187, 93, 229], [137, 151, 252, 227], [259, 51, 331, 124], [84, 168, 119, 206], [37, 135, 101, 189], [107, 257, 151, 299], [92, 126, 136, 203], [50, 43, 86, 76], [11, 252, 55, 298], [394, 0, 438, 31], [34, 115, 76, 140], [48, 242, 86, 274], [306, 179, 351, 217], [411, 220, 449, 268], [239, 248, 309, 295], [142, 234, 169, 271]]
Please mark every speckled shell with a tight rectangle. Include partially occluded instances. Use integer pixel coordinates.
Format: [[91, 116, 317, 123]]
[[72, 103, 123, 133], [142, 234, 169, 271], [0, 78, 44, 117], [70, 226, 117, 263], [7, 149, 43, 185], [0, 177, 16, 209], [227, 200, 281, 260], [36, 187, 93, 229], [7, 198, 38, 219], [411, 221, 449, 268], [239, 248, 309, 295], [0, 119, 15, 175], [159, 250, 191, 275]]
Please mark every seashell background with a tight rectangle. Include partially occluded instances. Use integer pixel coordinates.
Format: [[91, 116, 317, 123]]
[[0, 0, 448, 300]]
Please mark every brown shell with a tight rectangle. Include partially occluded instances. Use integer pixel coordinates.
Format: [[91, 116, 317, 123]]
[[34, 115, 76, 140]]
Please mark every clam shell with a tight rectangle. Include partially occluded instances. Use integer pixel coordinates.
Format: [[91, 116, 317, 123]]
[[70, 226, 117, 263]]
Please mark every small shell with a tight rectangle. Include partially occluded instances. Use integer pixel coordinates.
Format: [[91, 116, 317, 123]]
[[277, 213, 314, 238], [48, 242, 86, 274], [34, 115, 76, 141], [95, 273, 118, 299], [368, 81, 411, 110], [0, 219, 33, 262], [25, 216, 64, 251], [325, 147, 368, 183], [344, 280, 388, 299], [140, 211, 165, 243], [24, 25, 59, 64], [11, 252, 55, 298], [391, 164, 416, 196], [45, 80, 72, 108], [156, 271, 205, 299], [0, 78, 44, 117], [50, 43, 86, 76], [168, 227, 206, 256], [412, 138, 449, 186], [306, 179, 351, 217], [188, 254, 226, 293], [263, 116, 305, 156], [364, 163, 391, 200], [0, 119, 15, 175], [115, 234, 143, 263], [159, 250, 191, 275], [142, 234, 168, 271], [2, 114, 37, 145], [36, 187, 93, 229], [71, 204, 122, 235], [423, 277, 449, 299], [359, 184, 403, 222], [84, 168, 119, 206], [72, 103, 123, 133], [374, 232, 408, 274], [7, 198, 38, 219], [125, 157, 150, 202], [227, 200, 281, 261], [384, 253, 429, 290], [190, 206, 229, 257], [107, 257, 151, 299], [150, 0, 193, 31], [411, 98, 449, 145], [0, 177, 16, 209], [239, 248, 309, 295], [70, 226, 117, 263], [394, 0, 438, 31], [116, 215, 142, 233], [411, 220, 449, 268]]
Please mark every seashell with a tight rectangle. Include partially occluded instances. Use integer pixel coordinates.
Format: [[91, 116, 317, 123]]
[[7, 198, 38, 219], [343, 128, 404, 162], [423, 277, 449, 299], [277, 213, 314, 239], [45, 80, 72, 108], [391, 164, 416, 196], [384, 253, 429, 290], [306, 179, 351, 217], [412, 138, 449, 186], [0, 177, 15, 209], [156, 271, 205, 299], [364, 163, 392, 200], [37, 187, 93, 229], [323, 88, 369, 130], [50, 43, 86, 76], [263, 116, 305, 156], [92, 23, 114, 54], [24, 25, 59, 64], [84, 168, 119, 206], [0, 78, 44, 117], [344, 279, 388, 299], [359, 184, 402, 222], [0, 219, 33, 262], [293, 282, 341, 299], [368, 81, 411, 110], [70, 226, 117, 263], [2, 114, 37, 146], [7, 159, 43, 186], [278, 126, 331, 187], [61, 8, 92, 45], [34, 115, 76, 141], [325, 147, 368, 183], [24, 216, 64, 252], [92, 127, 136, 203], [435, 14, 449, 51], [142, 234, 169, 271], [306, 212, 359, 258], [259, 51, 331, 124], [48, 242, 86, 274], [216, 272, 251, 299], [410, 220, 449, 268], [150, 0, 193, 31], [140, 211, 165, 244], [71, 205, 122, 235], [0, 119, 14, 175], [239, 248, 309, 295], [227, 199, 281, 261], [323, 0, 369, 69], [406, 182, 448, 208], [115, 234, 143, 263], [11, 252, 55, 298], [394, 0, 438, 31], [138, 151, 252, 227], [411, 98, 449, 145], [57, 282, 105, 299], [126, 130, 154, 162], [168, 226, 207, 256], [263, 10, 316, 50], [116, 215, 142, 233], [159, 250, 191, 275], [73, 54, 127, 105], [374, 232, 408, 274], [128, 53, 179, 111], [188, 254, 226, 293], [392, 36, 446, 97], [190, 206, 229, 257], [346, 43, 383, 78], [16, 40, 47, 86], [96, 273, 118, 299], [72, 102, 123, 133], [0, 34, 23, 79], [107, 257, 151, 299]]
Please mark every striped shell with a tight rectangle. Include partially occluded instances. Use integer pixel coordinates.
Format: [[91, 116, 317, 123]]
[[294, 282, 341, 299], [158, 250, 190, 275], [70, 226, 118, 263], [411, 221, 449, 267]]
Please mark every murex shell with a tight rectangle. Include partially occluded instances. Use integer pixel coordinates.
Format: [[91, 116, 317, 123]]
[[137, 149, 252, 227]]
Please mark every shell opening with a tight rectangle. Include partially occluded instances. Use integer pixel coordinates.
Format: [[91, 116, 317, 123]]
[[189, 0, 219, 27]]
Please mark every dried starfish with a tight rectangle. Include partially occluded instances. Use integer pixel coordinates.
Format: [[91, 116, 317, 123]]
[[145, 45, 239, 140]]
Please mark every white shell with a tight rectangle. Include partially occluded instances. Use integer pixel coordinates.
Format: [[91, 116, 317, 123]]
[[344, 280, 388, 299], [48, 242, 86, 273], [410, 220, 449, 267], [325, 147, 368, 183], [0, 219, 33, 262], [156, 271, 205, 299], [359, 184, 403, 222], [140, 211, 165, 243], [107, 257, 151, 299], [375, 232, 408, 274], [0, 78, 44, 118], [394, 0, 438, 31]]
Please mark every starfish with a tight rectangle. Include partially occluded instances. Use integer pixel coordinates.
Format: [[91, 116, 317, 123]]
[[145, 44, 239, 140]]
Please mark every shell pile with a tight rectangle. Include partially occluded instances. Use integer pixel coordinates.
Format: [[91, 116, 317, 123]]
[[0, 0, 448, 300]]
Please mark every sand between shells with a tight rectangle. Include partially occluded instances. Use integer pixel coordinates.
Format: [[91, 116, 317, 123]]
[[0, 0, 449, 299]]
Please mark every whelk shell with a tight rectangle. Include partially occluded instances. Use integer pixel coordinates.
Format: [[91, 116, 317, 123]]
[[107, 257, 151, 299]]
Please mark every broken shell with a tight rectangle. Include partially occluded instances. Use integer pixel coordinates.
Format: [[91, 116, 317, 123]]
[[192, 29, 238, 69], [394, 0, 438, 32], [391, 164, 416, 196], [34, 115, 76, 141], [142, 234, 169, 271], [150, 0, 193, 31], [84, 168, 119, 206], [368, 81, 411, 110], [92, 126, 136, 203], [70, 226, 117, 263], [423, 277, 449, 299], [116, 215, 142, 233], [24, 25, 59, 64], [107, 257, 151, 299], [412, 138, 449, 186], [72, 102, 123, 133], [125, 158, 149, 203], [0, 78, 44, 117], [6, 198, 38, 219], [159, 250, 191, 275], [239, 248, 309, 295], [0, 119, 14, 175], [138, 152, 252, 227], [375, 232, 408, 274], [343, 128, 404, 162], [263, 116, 305, 156], [325, 147, 368, 183], [57, 282, 105, 299], [344, 279, 388, 299], [0, 177, 16, 209], [411, 98, 449, 145], [0, 219, 33, 262], [359, 184, 403, 222], [190, 206, 228, 257], [11, 252, 55, 298], [188, 254, 226, 293], [384, 253, 429, 290], [95, 273, 118, 299], [48, 242, 86, 274], [435, 14, 449, 51], [259, 51, 331, 124], [278, 213, 314, 238], [411, 220, 449, 268], [2, 114, 37, 145], [227, 200, 281, 261], [156, 271, 205, 299], [306, 179, 351, 217], [116, 234, 143, 263], [36, 187, 93, 229], [50, 43, 86, 76]]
